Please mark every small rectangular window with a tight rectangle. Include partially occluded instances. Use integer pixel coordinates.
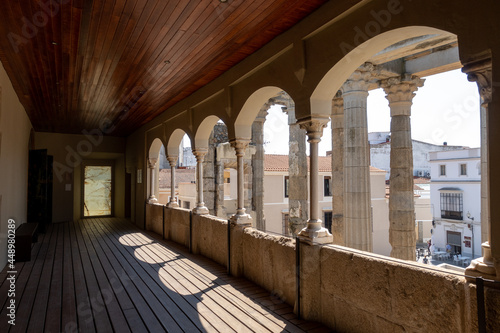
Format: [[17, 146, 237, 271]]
[[460, 164, 467, 176], [284, 176, 289, 198], [324, 176, 332, 197], [440, 165, 446, 176]]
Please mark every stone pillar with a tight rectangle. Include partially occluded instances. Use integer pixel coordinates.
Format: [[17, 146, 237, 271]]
[[286, 101, 309, 236], [252, 108, 267, 231], [382, 74, 424, 260], [341, 66, 373, 252], [331, 91, 345, 245], [166, 156, 179, 208], [462, 59, 498, 280], [147, 158, 158, 203], [192, 148, 209, 215], [297, 116, 333, 245], [230, 139, 252, 225]]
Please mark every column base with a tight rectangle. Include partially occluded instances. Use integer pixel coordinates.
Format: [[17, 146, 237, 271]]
[[192, 205, 209, 215], [297, 220, 333, 245], [166, 202, 179, 208], [465, 241, 498, 281], [148, 197, 158, 204], [230, 213, 252, 226]]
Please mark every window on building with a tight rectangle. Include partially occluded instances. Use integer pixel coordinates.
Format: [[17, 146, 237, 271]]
[[477, 162, 481, 175], [440, 192, 463, 220], [324, 176, 332, 197], [440, 165, 446, 176], [282, 213, 290, 236], [284, 176, 289, 198], [183, 201, 190, 209], [460, 164, 467, 176], [324, 211, 332, 232]]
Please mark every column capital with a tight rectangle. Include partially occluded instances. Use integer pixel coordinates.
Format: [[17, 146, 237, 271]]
[[381, 74, 425, 116], [192, 148, 208, 162], [341, 63, 375, 94], [462, 58, 492, 106], [166, 155, 178, 166], [229, 139, 251, 157], [297, 116, 329, 143], [148, 158, 158, 169]]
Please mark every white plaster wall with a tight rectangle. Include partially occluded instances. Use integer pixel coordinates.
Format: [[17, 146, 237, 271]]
[[0, 61, 33, 270], [430, 149, 481, 258]]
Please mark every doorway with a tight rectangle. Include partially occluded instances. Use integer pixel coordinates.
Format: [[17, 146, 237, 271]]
[[83, 164, 113, 217]]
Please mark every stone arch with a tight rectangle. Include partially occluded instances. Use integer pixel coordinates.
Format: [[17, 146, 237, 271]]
[[148, 137, 164, 159], [310, 26, 455, 115], [233, 86, 284, 139], [194, 115, 221, 149], [167, 129, 188, 157]]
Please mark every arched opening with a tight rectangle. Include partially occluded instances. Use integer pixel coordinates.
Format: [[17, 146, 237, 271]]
[[312, 26, 482, 265], [147, 138, 165, 204], [159, 130, 195, 208]]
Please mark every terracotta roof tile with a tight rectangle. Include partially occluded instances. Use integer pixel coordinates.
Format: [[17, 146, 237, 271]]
[[159, 168, 196, 188], [264, 154, 386, 173]]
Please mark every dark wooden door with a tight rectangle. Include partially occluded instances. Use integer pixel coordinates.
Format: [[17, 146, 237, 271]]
[[27, 149, 53, 232]]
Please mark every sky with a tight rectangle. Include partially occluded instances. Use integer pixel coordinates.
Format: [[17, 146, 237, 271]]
[[263, 69, 481, 156]]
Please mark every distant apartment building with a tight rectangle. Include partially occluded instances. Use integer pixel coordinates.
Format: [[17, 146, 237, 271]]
[[429, 148, 481, 259], [369, 131, 466, 180]]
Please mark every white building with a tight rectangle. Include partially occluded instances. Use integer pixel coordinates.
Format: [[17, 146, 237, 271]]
[[369, 132, 466, 180], [429, 148, 481, 259]]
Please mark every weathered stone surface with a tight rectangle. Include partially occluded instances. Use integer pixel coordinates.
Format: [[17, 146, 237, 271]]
[[242, 228, 296, 306], [145, 203, 164, 235], [165, 207, 191, 247], [192, 213, 228, 266]]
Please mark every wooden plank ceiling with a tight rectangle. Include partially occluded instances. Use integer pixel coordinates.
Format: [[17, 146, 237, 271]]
[[0, 0, 327, 136]]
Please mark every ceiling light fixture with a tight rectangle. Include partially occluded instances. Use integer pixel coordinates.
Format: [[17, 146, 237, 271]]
[[51, 41, 58, 45], [164, 60, 171, 64], [219, 0, 228, 3]]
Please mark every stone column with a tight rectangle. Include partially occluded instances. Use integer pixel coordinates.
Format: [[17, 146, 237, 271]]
[[166, 156, 179, 208], [462, 59, 497, 280], [252, 107, 267, 231], [331, 91, 345, 245], [286, 100, 309, 236], [148, 158, 158, 203], [297, 116, 333, 245], [230, 139, 253, 225], [382, 74, 424, 260], [341, 66, 373, 252], [192, 148, 209, 215]]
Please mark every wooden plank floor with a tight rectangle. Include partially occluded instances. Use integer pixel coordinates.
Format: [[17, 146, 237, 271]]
[[0, 218, 332, 333]]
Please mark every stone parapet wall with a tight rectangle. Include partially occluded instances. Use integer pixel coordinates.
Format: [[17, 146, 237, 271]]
[[145, 204, 500, 332]]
